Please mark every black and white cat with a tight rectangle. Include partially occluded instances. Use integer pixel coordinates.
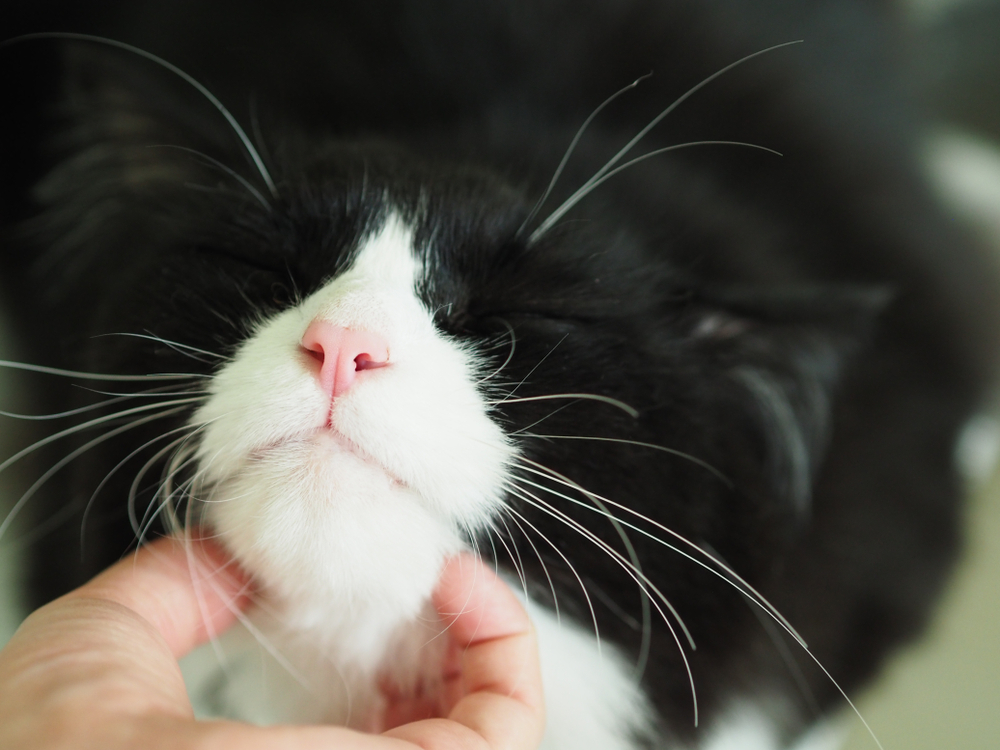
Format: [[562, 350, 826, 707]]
[[2, 2, 998, 748]]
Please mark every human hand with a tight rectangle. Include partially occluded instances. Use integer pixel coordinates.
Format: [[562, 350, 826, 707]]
[[0, 538, 544, 749]]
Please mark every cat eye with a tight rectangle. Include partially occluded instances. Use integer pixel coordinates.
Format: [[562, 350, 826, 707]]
[[271, 283, 293, 307]]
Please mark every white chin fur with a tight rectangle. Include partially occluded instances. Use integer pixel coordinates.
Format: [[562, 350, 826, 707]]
[[185, 212, 512, 727], [181, 211, 657, 745]]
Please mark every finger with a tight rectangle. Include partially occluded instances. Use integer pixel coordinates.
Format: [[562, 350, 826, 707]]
[[69, 534, 251, 658], [434, 555, 532, 646], [386, 555, 545, 750], [0, 536, 251, 723]]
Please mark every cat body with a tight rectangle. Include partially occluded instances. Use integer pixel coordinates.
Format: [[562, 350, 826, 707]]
[[2, 2, 998, 748]]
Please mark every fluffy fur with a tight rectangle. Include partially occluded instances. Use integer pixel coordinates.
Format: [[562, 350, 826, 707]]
[[2, 1, 999, 748]]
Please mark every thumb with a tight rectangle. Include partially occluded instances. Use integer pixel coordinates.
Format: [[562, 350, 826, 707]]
[[70, 534, 251, 658]]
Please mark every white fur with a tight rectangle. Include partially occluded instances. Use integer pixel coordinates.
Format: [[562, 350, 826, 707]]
[[188, 213, 513, 725], [528, 599, 656, 749], [701, 704, 845, 750], [186, 212, 659, 744], [702, 706, 780, 750]]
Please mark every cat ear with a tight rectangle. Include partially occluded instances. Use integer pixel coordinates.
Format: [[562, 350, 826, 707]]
[[692, 283, 892, 516]]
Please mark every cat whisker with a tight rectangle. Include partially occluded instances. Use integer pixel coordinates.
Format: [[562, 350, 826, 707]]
[[146, 144, 272, 211], [135, 438, 207, 544], [76, 387, 210, 399], [506, 483, 700, 726], [1, 382, 200, 420], [0, 359, 207, 382], [81, 420, 207, 548], [96, 331, 226, 361], [529, 40, 803, 242], [701, 542, 821, 719], [495, 334, 568, 403], [248, 93, 274, 175], [492, 392, 640, 419], [127, 431, 204, 540], [507, 479, 695, 651], [516, 72, 653, 237], [501, 508, 562, 625], [490, 514, 531, 608], [508, 402, 575, 436], [0, 397, 201, 484], [501, 500, 601, 655], [531, 140, 781, 238], [0, 405, 191, 542], [515, 459, 884, 741], [515, 461, 654, 682], [516, 457, 806, 647], [475, 319, 516, 386], [0, 33, 279, 199], [519, 432, 730, 485]]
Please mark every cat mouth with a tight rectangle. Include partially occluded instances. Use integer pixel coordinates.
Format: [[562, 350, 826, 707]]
[[249, 426, 405, 487]]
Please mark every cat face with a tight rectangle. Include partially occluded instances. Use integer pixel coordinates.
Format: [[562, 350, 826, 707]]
[[194, 211, 513, 620], [20, 44, 859, 634]]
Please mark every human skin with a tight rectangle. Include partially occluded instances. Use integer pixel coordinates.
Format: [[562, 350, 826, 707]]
[[0, 537, 544, 750]]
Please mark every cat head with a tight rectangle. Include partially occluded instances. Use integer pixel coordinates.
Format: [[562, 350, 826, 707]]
[[17, 40, 887, 629]]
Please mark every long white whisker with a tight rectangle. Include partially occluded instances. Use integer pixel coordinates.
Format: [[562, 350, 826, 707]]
[[0, 359, 206, 381], [501, 508, 562, 625], [513, 464, 887, 745], [703, 541, 821, 718], [517, 73, 652, 236], [0, 405, 190, 542], [488, 515, 530, 601], [520, 433, 730, 485], [508, 480, 695, 651], [508, 402, 575, 436], [512, 473, 883, 738], [531, 140, 780, 238], [127, 434, 203, 539], [96, 331, 226, 360], [494, 392, 639, 418], [134, 438, 204, 542], [1, 383, 198, 420], [514, 454, 652, 678], [80, 422, 208, 546], [530, 40, 803, 242], [506, 484, 698, 724], [476, 319, 516, 386], [517, 457, 805, 646], [0, 398, 202, 481], [146, 144, 272, 210], [0, 33, 279, 198], [498, 334, 568, 403], [75, 387, 210, 398], [502, 502, 601, 655]]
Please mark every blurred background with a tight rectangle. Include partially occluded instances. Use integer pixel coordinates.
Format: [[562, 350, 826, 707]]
[[838, 2, 1000, 748], [1, 1, 999, 748]]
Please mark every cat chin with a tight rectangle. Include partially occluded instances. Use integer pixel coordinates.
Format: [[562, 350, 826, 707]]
[[204, 439, 464, 632]]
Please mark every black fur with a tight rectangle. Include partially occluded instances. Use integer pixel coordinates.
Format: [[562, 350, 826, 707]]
[[2, 1, 998, 746]]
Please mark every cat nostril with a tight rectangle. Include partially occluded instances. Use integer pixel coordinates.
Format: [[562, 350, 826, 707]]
[[300, 320, 390, 398]]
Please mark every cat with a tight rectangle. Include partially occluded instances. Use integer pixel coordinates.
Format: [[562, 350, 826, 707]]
[[2, 1, 998, 748]]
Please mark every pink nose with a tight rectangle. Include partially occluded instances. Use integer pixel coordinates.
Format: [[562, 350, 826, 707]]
[[300, 320, 390, 398]]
